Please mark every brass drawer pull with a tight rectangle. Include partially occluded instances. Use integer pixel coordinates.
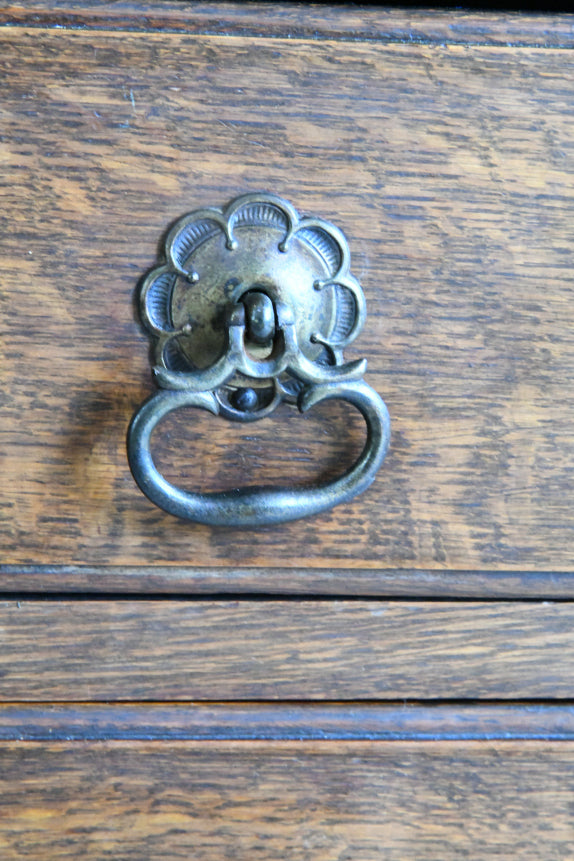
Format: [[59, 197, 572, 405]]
[[127, 192, 390, 526]]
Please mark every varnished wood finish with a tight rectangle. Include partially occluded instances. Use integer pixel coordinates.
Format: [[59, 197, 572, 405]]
[[2, 14, 574, 573], [2, 702, 574, 741], [4, 564, 574, 597], [1, 740, 574, 859], [1, 5, 574, 855], [2, 3, 574, 49], [2, 599, 574, 700]]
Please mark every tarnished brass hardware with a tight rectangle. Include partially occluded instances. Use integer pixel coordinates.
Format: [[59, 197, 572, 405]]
[[127, 192, 390, 526]]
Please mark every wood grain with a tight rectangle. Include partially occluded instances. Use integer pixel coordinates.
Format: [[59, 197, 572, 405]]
[[2, 21, 574, 572], [1, 740, 574, 859], [3, 564, 574, 597], [2, 3, 574, 48], [2, 702, 574, 741], [2, 599, 574, 700]]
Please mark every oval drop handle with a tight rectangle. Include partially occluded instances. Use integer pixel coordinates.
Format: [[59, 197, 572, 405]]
[[127, 192, 391, 526], [128, 381, 390, 528]]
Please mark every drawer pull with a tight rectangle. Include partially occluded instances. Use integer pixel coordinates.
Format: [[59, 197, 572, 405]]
[[127, 192, 390, 526]]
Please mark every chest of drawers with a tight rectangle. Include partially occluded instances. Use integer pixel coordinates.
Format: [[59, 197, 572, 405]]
[[2, 2, 574, 857]]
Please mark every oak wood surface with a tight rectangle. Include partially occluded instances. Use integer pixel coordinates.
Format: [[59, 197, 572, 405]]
[[3, 564, 574, 597], [1, 740, 573, 859], [2, 2, 574, 48], [1, 599, 574, 700], [1, 8, 573, 854], [2, 702, 574, 741], [2, 19, 574, 574]]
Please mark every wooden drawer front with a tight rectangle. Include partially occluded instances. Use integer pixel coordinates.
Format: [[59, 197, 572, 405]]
[[1, 599, 573, 700], [2, 7, 574, 858], [2, 9, 574, 582], [1, 740, 573, 860]]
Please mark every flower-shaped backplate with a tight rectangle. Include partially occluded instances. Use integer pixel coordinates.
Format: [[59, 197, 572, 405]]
[[140, 192, 366, 390]]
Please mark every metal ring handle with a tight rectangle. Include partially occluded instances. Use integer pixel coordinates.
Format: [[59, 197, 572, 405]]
[[128, 381, 390, 527], [127, 192, 391, 525]]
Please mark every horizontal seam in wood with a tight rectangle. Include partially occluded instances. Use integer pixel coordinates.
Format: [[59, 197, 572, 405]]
[[2, 702, 574, 742], [3, 564, 574, 601], [0, 19, 573, 50], [1, 593, 574, 603]]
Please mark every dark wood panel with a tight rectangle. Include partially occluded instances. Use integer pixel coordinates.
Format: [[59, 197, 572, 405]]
[[1, 740, 574, 859], [2, 27, 574, 571], [2, 3, 574, 48], [2, 702, 574, 741], [1, 600, 574, 700]]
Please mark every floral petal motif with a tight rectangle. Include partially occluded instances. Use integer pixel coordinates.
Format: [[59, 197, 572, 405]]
[[140, 264, 176, 333], [139, 192, 367, 395]]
